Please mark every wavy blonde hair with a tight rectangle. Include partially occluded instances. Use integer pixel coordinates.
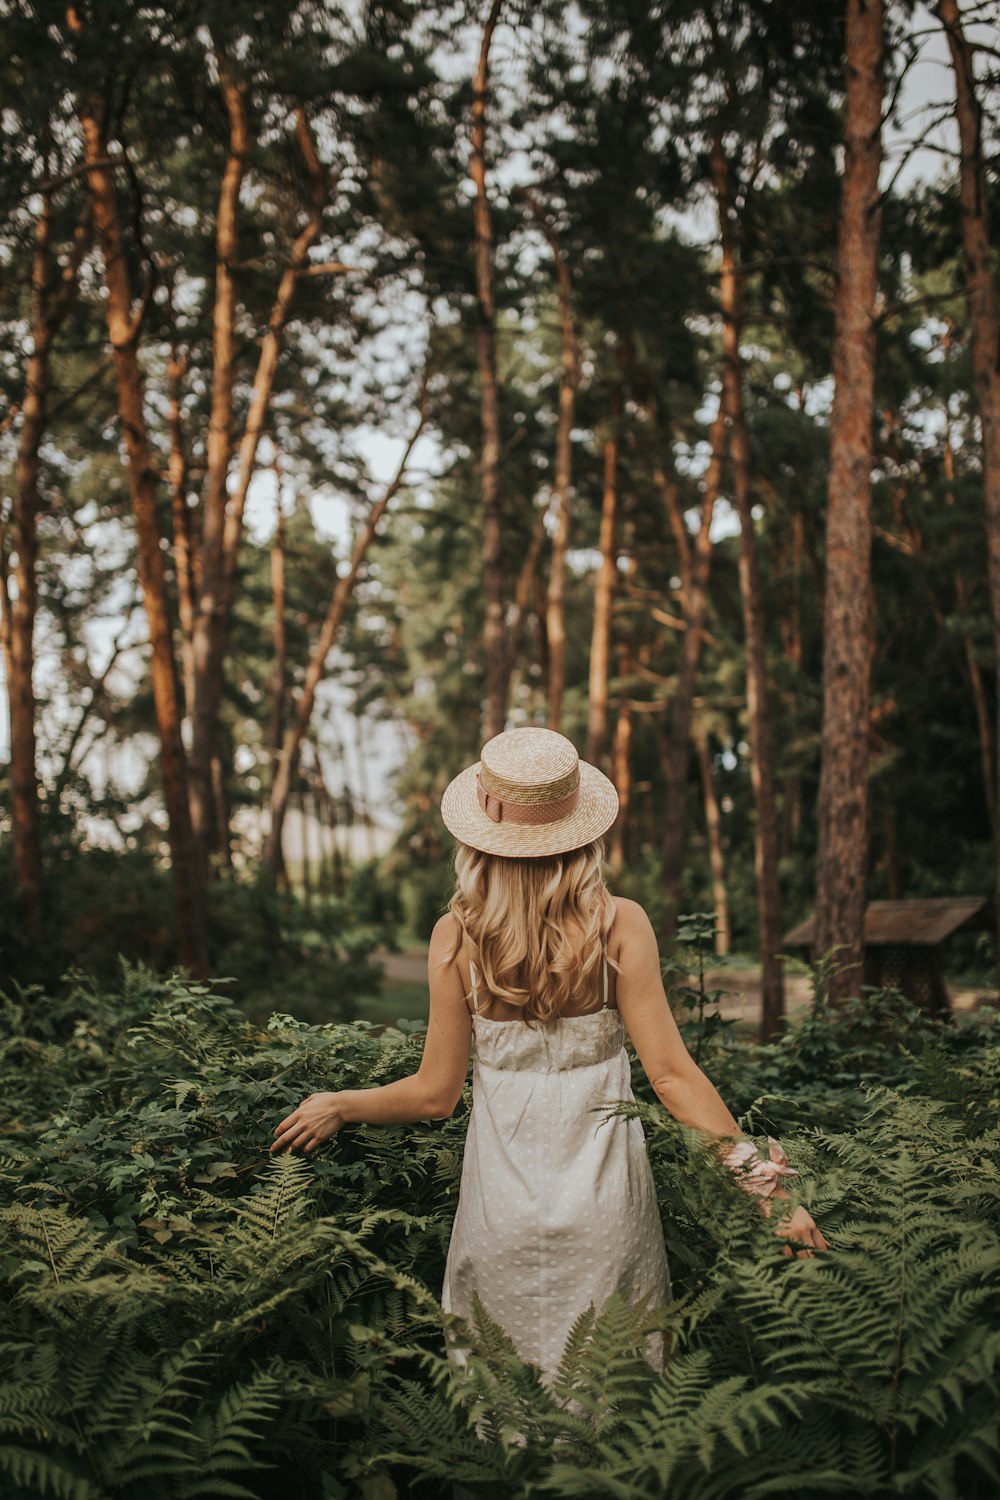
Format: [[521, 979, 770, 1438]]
[[443, 836, 620, 1025]]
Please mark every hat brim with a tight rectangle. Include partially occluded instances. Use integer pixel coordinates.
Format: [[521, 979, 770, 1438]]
[[439, 758, 620, 858]]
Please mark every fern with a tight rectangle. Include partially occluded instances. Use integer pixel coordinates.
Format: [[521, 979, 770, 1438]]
[[3, 962, 999, 1498]]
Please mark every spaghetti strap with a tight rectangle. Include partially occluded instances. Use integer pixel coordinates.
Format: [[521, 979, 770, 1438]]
[[469, 958, 480, 1013], [602, 946, 610, 1009]]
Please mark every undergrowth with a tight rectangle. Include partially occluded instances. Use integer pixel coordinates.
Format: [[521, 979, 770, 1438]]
[[0, 956, 997, 1498]]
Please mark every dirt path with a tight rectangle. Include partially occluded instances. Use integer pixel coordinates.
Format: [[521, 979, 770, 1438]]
[[374, 947, 986, 1021]]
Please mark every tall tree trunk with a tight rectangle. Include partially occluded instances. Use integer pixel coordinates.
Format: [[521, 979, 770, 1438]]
[[519, 189, 579, 733], [353, 711, 378, 863], [8, 187, 90, 928], [943, 422, 995, 830], [9, 201, 52, 929], [814, 0, 884, 1002], [693, 714, 730, 957], [268, 477, 288, 884], [70, 64, 208, 975], [188, 55, 247, 850], [265, 411, 425, 875], [780, 512, 805, 859], [586, 392, 620, 767], [211, 750, 233, 868], [190, 98, 328, 861], [167, 346, 197, 723], [882, 800, 900, 899], [609, 549, 637, 870], [472, 0, 506, 743], [660, 411, 726, 941], [937, 0, 1000, 957], [501, 500, 551, 709], [298, 782, 312, 909], [712, 136, 785, 1038]]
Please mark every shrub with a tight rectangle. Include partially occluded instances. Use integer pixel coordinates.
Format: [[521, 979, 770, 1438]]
[[0, 961, 998, 1498]]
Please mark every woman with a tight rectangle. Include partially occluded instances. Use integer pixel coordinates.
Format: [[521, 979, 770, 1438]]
[[272, 727, 829, 1390]]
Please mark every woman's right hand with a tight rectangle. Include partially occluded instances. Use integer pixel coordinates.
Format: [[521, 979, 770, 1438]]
[[759, 1195, 830, 1258]]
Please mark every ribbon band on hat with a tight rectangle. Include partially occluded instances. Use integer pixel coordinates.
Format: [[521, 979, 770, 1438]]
[[475, 767, 580, 825]]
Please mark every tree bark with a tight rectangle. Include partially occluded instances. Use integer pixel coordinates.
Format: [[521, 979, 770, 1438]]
[[586, 392, 620, 767], [472, 0, 506, 743], [712, 134, 785, 1039], [70, 61, 208, 975], [814, 0, 884, 1003], [519, 189, 579, 733], [190, 96, 328, 862], [937, 0, 1000, 958], [8, 189, 90, 928], [211, 749, 233, 868], [9, 200, 53, 928], [693, 714, 730, 957], [502, 500, 551, 703], [265, 411, 425, 875], [943, 423, 995, 830], [268, 474, 288, 884], [167, 346, 197, 723], [609, 551, 636, 871], [660, 411, 725, 941], [780, 511, 805, 859]]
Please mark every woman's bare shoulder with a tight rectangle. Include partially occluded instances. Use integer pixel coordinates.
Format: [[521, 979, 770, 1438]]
[[428, 911, 464, 970], [610, 895, 655, 938]]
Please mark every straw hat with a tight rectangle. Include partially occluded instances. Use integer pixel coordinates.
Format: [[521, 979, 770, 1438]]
[[439, 727, 619, 858]]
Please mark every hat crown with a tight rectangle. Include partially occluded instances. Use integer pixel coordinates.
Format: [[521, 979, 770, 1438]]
[[480, 728, 580, 805]]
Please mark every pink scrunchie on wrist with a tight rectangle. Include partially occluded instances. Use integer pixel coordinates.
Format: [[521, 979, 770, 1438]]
[[721, 1135, 799, 1199]]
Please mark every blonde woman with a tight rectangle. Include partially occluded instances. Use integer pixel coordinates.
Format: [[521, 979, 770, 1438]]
[[272, 728, 829, 1390]]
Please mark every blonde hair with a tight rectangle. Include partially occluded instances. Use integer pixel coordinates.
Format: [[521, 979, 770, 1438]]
[[443, 836, 620, 1025]]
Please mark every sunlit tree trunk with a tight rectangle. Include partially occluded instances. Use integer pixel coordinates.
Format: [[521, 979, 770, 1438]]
[[780, 512, 804, 859], [269, 478, 288, 885], [8, 187, 89, 929], [693, 714, 730, 957], [190, 92, 328, 864], [712, 136, 785, 1037], [167, 346, 197, 723], [472, 0, 506, 743], [9, 203, 52, 929], [586, 392, 620, 767], [502, 501, 551, 709], [610, 551, 637, 870], [660, 412, 725, 940], [814, 0, 884, 1002], [943, 422, 995, 830], [70, 51, 208, 975], [937, 0, 1000, 958], [519, 189, 579, 733]]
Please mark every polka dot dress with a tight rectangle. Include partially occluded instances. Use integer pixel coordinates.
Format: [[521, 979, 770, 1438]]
[[441, 947, 672, 1393]]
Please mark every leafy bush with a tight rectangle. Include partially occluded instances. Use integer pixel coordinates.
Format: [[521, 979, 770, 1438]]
[[1, 960, 998, 1498], [0, 842, 392, 1024]]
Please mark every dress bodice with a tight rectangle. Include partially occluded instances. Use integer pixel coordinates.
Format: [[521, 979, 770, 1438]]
[[466, 950, 625, 1073], [471, 1008, 626, 1073]]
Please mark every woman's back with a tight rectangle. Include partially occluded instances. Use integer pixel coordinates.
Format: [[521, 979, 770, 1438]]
[[441, 913, 671, 1392]]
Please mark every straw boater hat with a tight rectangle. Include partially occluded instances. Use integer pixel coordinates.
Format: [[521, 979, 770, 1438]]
[[439, 727, 619, 858]]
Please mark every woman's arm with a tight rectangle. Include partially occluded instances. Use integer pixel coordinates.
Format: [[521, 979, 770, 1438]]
[[615, 899, 830, 1255], [614, 898, 756, 1149], [271, 914, 472, 1153]]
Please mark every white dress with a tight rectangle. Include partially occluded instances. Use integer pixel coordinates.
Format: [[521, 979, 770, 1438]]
[[441, 947, 672, 1392]]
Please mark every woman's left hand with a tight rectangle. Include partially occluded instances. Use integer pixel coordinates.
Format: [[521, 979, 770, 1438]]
[[271, 1092, 346, 1154], [760, 1196, 830, 1258]]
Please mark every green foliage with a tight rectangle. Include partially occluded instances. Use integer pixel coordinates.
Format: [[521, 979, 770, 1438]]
[[0, 841, 391, 1024], [1, 956, 998, 1497]]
